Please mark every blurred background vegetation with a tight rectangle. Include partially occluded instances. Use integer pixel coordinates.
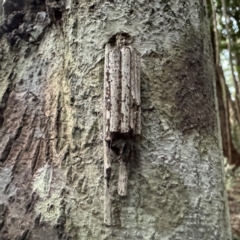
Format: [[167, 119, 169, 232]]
[[208, 0, 240, 238]]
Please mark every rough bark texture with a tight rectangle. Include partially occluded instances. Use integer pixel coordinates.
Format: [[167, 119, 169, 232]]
[[226, 166, 240, 240], [0, 0, 231, 239]]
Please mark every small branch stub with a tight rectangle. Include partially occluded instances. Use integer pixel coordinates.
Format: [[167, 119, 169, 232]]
[[103, 33, 141, 226]]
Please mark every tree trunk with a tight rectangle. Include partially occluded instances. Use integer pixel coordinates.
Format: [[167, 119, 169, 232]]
[[0, 0, 231, 239]]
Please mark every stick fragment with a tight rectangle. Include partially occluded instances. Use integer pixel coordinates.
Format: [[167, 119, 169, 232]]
[[103, 34, 141, 225]]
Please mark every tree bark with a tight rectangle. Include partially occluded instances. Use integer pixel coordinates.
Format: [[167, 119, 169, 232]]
[[0, 0, 231, 239]]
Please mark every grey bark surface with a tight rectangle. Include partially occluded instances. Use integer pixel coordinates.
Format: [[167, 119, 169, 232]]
[[0, 0, 231, 239]]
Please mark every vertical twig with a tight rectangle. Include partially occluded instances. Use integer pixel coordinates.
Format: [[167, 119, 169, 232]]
[[103, 34, 141, 225], [121, 46, 131, 133], [109, 48, 121, 133], [103, 44, 112, 226], [118, 161, 128, 196]]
